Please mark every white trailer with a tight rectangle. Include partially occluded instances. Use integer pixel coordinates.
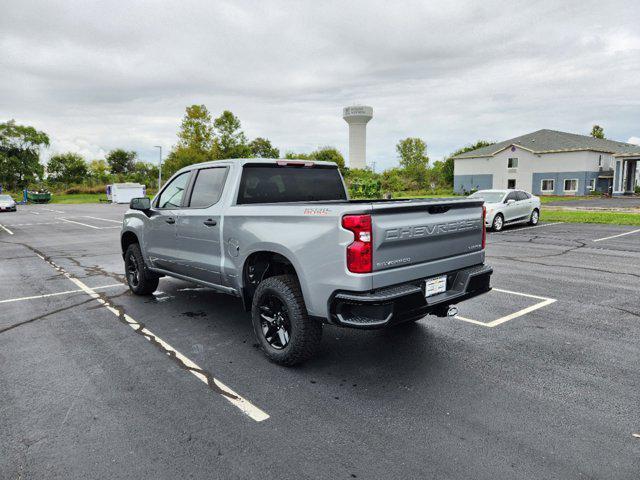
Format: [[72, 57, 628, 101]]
[[106, 183, 146, 204]]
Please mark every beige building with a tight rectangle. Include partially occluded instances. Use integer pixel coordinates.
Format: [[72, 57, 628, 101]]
[[453, 129, 640, 196]]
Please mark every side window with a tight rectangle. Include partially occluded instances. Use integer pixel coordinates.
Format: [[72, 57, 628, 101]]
[[516, 191, 529, 201], [505, 191, 519, 202], [156, 172, 189, 209], [188, 167, 228, 208]]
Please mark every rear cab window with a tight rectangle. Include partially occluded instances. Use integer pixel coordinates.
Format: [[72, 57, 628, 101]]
[[237, 163, 346, 204]]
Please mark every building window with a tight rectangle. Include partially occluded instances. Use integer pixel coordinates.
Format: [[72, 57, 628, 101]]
[[598, 155, 602, 167], [508, 158, 518, 169], [564, 179, 578, 192], [507, 179, 516, 189], [587, 178, 596, 191], [541, 179, 555, 192]]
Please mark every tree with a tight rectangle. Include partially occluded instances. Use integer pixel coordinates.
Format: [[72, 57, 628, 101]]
[[88, 159, 111, 183], [0, 119, 49, 190], [129, 161, 159, 186], [249, 137, 279, 158], [162, 146, 212, 179], [284, 147, 346, 172], [591, 125, 605, 139], [46, 152, 88, 184], [178, 105, 215, 151], [213, 110, 252, 158], [106, 149, 136, 174], [308, 147, 346, 171], [396, 137, 429, 184]]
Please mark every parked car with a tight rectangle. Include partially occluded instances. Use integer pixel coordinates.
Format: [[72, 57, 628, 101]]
[[468, 189, 541, 232], [0, 194, 17, 212], [121, 159, 493, 365]]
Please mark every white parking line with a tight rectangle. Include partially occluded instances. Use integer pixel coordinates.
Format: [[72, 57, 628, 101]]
[[30, 211, 41, 215], [490, 222, 565, 235], [57, 217, 102, 229], [83, 216, 122, 224], [455, 287, 556, 328], [0, 223, 14, 235], [43, 208, 65, 213], [31, 250, 269, 422], [0, 222, 62, 227], [0, 283, 124, 304], [593, 228, 640, 243]]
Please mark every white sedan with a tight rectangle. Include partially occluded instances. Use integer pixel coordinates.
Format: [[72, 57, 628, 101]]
[[468, 189, 541, 232]]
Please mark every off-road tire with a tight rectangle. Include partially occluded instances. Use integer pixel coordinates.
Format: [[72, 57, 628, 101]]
[[251, 275, 322, 366], [492, 213, 504, 232], [124, 243, 159, 295], [529, 208, 540, 225]]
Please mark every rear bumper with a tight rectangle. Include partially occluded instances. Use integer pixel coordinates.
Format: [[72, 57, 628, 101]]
[[329, 263, 492, 329]]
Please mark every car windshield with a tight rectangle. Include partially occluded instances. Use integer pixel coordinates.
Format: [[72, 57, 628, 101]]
[[0, 195, 13, 201], [468, 191, 505, 203]]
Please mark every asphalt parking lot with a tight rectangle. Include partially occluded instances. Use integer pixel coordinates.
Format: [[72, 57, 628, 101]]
[[1, 204, 639, 479]]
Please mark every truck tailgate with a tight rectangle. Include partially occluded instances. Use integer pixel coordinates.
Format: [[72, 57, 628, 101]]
[[370, 199, 484, 271]]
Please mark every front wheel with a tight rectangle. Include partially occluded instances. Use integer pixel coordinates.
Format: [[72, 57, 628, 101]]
[[529, 209, 540, 225], [124, 243, 159, 295], [251, 275, 322, 366], [491, 213, 504, 232]]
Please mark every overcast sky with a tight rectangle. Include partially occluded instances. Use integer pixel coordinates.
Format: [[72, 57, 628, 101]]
[[2, 0, 639, 170]]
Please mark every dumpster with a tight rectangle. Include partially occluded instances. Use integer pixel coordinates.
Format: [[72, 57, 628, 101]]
[[27, 190, 52, 203]]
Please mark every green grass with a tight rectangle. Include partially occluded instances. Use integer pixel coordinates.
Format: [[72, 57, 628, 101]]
[[541, 209, 640, 226], [50, 193, 109, 204]]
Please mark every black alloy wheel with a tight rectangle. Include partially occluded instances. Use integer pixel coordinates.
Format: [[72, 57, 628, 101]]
[[258, 294, 291, 350]]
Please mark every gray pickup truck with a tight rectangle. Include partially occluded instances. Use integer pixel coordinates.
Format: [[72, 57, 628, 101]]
[[121, 159, 492, 365]]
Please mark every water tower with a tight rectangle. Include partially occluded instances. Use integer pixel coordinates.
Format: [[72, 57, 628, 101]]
[[343, 105, 373, 169]]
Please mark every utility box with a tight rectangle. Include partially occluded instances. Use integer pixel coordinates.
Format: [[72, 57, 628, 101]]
[[107, 183, 146, 204]]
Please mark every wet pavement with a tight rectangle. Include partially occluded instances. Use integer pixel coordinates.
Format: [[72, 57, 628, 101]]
[[1, 204, 639, 479]]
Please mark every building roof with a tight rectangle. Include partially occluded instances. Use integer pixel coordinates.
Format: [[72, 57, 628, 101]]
[[453, 129, 640, 159]]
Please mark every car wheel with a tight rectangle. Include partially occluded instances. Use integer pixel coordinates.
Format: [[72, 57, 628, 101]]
[[124, 243, 159, 295], [491, 213, 504, 232], [251, 275, 322, 366], [529, 209, 539, 225]]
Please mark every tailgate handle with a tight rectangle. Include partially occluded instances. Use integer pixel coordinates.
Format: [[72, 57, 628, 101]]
[[427, 206, 451, 214]]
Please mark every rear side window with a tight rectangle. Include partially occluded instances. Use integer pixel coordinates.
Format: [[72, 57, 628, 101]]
[[237, 165, 347, 204], [505, 191, 519, 202], [188, 167, 228, 208], [516, 191, 529, 201]]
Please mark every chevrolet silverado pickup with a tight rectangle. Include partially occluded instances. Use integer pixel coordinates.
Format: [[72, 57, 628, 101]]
[[121, 159, 492, 365]]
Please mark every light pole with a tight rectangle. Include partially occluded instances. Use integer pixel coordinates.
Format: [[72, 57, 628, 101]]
[[154, 145, 162, 191]]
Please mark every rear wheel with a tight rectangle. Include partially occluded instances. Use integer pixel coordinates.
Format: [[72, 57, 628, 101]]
[[124, 243, 159, 295], [529, 209, 539, 225], [491, 213, 504, 232], [251, 275, 322, 366]]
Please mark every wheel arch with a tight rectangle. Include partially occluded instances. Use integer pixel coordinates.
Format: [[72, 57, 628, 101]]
[[241, 250, 301, 311], [121, 230, 139, 257]]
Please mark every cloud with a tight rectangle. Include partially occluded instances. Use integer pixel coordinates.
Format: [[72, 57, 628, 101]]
[[2, 0, 640, 171], [628, 137, 640, 146]]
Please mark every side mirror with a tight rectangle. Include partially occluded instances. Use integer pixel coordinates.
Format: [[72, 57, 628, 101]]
[[130, 197, 151, 211], [506, 199, 516, 205]]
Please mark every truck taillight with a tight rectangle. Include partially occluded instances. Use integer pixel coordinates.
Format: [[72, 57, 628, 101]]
[[342, 214, 372, 273], [482, 206, 487, 249]]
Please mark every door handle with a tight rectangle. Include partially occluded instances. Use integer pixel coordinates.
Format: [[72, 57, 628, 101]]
[[165, 217, 175, 224], [203, 219, 217, 227]]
